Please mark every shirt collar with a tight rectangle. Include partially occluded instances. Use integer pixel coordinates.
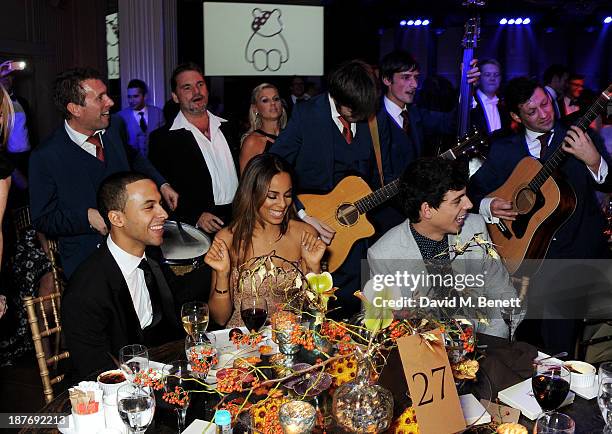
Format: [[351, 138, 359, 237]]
[[409, 223, 449, 262], [134, 106, 148, 115], [107, 234, 145, 277], [328, 93, 343, 121], [476, 89, 499, 104], [169, 110, 226, 132], [525, 127, 554, 143], [64, 120, 105, 147], [384, 95, 405, 119]]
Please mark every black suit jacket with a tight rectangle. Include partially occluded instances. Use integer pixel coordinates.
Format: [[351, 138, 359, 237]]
[[470, 94, 512, 139], [62, 243, 184, 379]]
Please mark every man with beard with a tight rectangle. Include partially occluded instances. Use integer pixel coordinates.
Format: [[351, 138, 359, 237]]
[[149, 63, 238, 232], [29, 68, 178, 278]]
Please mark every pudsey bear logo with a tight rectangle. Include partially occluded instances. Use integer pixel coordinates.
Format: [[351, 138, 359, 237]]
[[245, 8, 289, 72]]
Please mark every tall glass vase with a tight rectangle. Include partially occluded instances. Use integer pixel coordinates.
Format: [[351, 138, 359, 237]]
[[332, 352, 393, 433]]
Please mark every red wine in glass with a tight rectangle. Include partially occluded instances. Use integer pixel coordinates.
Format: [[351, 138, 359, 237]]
[[240, 296, 268, 332], [532, 364, 571, 411]]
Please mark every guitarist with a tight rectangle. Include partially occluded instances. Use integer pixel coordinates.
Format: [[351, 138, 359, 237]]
[[270, 60, 393, 318], [468, 77, 611, 353]]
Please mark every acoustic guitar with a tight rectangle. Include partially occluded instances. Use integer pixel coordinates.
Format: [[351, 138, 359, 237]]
[[487, 84, 612, 276], [298, 131, 487, 272]]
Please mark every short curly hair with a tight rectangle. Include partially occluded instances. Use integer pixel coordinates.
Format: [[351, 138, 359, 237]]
[[53, 68, 105, 120], [399, 158, 468, 223]]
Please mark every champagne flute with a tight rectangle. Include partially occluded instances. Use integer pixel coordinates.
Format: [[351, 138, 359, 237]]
[[117, 382, 155, 434], [119, 344, 149, 383], [598, 377, 612, 433], [240, 295, 268, 333], [532, 361, 571, 414], [181, 301, 209, 337], [499, 291, 524, 342], [533, 411, 575, 433], [164, 360, 192, 433]]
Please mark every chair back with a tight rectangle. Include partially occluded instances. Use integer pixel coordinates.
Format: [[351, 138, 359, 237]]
[[23, 292, 70, 403]]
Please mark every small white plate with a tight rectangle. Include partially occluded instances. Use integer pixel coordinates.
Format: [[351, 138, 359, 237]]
[[182, 419, 216, 434]]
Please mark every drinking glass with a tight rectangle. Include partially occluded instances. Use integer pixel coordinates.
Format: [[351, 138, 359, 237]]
[[240, 295, 268, 333], [163, 360, 192, 433], [598, 377, 612, 433], [599, 362, 612, 385], [532, 361, 571, 413], [533, 412, 575, 433], [181, 301, 209, 337], [116, 382, 155, 434], [119, 344, 149, 382], [185, 333, 217, 380], [499, 291, 525, 342]]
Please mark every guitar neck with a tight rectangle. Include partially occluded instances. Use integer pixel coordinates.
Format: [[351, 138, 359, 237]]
[[355, 178, 401, 213], [457, 48, 474, 137], [529, 90, 611, 191]]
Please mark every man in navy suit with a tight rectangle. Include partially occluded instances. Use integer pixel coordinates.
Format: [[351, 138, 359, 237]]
[[118, 79, 164, 157], [270, 60, 391, 317], [29, 68, 178, 278], [468, 77, 611, 353]]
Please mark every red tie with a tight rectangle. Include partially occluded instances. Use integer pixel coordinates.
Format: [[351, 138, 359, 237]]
[[537, 131, 552, 159], [338, 116, 353, 144], [400, 109, 411, 135], [87, 133, 105, 162]]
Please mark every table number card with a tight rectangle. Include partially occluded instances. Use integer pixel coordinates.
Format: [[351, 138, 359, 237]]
[[397, 329, 466, 434]]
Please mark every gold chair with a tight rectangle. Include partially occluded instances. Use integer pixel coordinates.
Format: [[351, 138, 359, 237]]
[[12, 205, 32, 237], [23, 292, 70, 403]]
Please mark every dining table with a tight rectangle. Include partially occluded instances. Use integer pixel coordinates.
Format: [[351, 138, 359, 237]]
[[18, 335, 606, 434]]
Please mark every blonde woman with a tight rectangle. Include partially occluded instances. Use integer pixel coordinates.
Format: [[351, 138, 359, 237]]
[[238, 83, 287, 174], [0, 83, 14, 270]]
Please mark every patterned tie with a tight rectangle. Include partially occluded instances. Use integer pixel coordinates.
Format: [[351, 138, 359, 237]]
[[400, 109, 411, 135], [538, 131, 553, 159], [138, 258, 161, 328], [87, 133, 104, 162], [338, 116, 353, 144], [138, 111, 147, 133]]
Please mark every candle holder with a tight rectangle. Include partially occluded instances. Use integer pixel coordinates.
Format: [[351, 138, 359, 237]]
[[279, 400, 316, 434]]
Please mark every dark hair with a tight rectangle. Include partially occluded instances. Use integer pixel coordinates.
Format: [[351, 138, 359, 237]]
[[170, 62, 204, 92], [127, 79, 147, 94], [229, 153, 297, 263], [380, 50, 419, 82], [567, 73, 585, 83], [504, 76, 541, 116], [97, 171, 150, 230], [543, 64, 568, 85], [328, 60, 379, 121], [53, 68, 105, 120], [399, 158, 468, 222]]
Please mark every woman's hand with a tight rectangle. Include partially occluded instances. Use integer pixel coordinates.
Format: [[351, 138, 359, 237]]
[[300, 231, 326, 272], [204, 237, 231, 275]]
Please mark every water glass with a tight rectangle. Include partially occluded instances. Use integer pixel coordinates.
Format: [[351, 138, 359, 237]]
[[600, 362, 612, 384], [534, 412, 575, 433], [117, 382, 155, 434], [119, 344, 149, 382], [598, 377, 612, 432]]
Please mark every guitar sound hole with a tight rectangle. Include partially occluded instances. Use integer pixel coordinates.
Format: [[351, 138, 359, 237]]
[[336, 204, 359, 226], [515, 188, 536, 214]]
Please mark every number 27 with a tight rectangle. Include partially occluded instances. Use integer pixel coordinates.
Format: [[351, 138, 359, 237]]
[[412, 366, 446, 406]]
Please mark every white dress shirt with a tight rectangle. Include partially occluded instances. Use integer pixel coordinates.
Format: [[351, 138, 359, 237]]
[[170, 111, 238, 205], [328, 94, 356, 137], [132, 105, 148, 125], [64, 121, 105, 157], [563, 96, 580, 115], [107, 235, 153, 329], [480, 127, 608, 222], [383, 95, 406, 129], [476, 89, 501, 133]]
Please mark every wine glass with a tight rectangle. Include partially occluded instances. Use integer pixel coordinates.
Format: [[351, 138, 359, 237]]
[[185, 333, 218, 380], [499, 291, 524, 342], [119, 344, 149, 382], [117, 382, 156, 434], [164, 360, 192, 433], [240, 295, 268, 333], [181, 301, 209, 337], [599, 362, 612, 385], [534, 412, 575, 433], [598, 377, 612, 433], [532, 361, 571, 414]]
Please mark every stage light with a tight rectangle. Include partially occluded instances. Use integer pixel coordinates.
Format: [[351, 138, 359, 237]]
[[499, 18, 507, 25], [604, 16, 612, 24], [508, 18, 515, 24], [523, 18, 531, 24], [422, 19, 430, 26], [407, 20, 414, 26], [515, 18, 523, 24], [414, 19, 422, 26], [400, 20, 407, 26]]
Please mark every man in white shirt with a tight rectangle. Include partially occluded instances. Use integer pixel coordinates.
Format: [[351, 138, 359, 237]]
[[149, 63, 238, 233], [471, 59, 510, 137], [562, 73, 585, 117], [62, 172, 194, 378]]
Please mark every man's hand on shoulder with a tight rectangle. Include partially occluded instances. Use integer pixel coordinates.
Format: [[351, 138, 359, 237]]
[[87, 208, 109, 235], [160, 183, 179, 211], [301, 214, 335, 245]]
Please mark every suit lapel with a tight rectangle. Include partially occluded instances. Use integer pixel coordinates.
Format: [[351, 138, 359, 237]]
[[146, 255, 179, 329]]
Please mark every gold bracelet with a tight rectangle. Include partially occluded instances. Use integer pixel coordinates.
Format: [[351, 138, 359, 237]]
[[215, 288, 229, 295]]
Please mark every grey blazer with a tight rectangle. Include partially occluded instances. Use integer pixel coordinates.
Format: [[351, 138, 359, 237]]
[[367, 214, 515, 337]]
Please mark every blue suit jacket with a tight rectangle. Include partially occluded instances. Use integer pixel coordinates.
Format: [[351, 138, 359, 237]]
[[29, 116, 166, 277], [468, 122, 612, 259], [118, 105, 164, 156]]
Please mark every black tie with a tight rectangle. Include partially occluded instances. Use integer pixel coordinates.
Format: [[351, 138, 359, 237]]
[[138, 111, 147, 133], [400, 109, 411, 135], [138, 258, 161, 328], [538, 131, 553, 159]]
